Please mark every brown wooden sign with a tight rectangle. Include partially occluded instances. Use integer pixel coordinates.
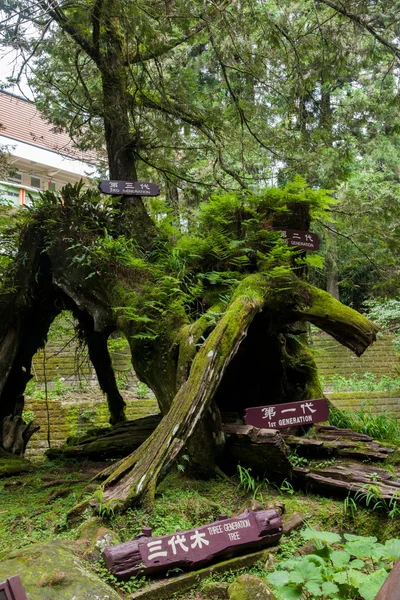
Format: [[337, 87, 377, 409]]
[[103, 508, 282, 579], [244, 398, 329, 429], [278, 229, 320, 251], [375, 557, 400, 600], [0, 576, 27, 600], [98, 180, 160, 196]]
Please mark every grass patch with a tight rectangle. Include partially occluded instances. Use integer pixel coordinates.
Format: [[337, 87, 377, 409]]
[[329, 403, 400, 444]]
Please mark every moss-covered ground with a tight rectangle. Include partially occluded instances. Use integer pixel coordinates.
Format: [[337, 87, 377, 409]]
[[2, 457, 400, 598]]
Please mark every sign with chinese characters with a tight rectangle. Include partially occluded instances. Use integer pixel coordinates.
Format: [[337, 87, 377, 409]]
[[103, 508, 283, 578], [278, 229, 320, 251], [244, 398, 329, 429], [139, 511, 260, 569], [98, 180, 160, 196], [0, 576, 27, 600]]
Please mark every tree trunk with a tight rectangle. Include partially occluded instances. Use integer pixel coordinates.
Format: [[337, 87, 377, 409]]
[[83, 274, 378, 513], [1, 415, 40, 456]]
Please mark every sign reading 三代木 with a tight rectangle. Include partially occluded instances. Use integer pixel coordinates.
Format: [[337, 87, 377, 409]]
[[278, 229, 320, 251], [244, 398, 329, 429], [138, 512, 259, 568], [98, 180, 160, 197]]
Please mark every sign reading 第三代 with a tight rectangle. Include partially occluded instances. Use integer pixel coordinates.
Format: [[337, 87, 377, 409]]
[[278, 229, 320, 251], [244, 398, 329, 429], [98, 180, 160, 196]]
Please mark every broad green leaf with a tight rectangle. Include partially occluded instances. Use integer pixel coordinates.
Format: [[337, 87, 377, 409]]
[[288, 572, 304, 585], [358, 569, 389, 600], [330, 550, 351, 568], [349, 559, 365, 570], [345, 541, 385, 560], [267, 571, 290, 588], [333, 568, 367, 588], [322, 581, 340, 595], [383, 539, 400, 561], [343, 534, 377, 543], [301, 528, 341, 544], [276, 585, 303, 600], [305, 581, 323, 596], [291, 556, 325, 583]]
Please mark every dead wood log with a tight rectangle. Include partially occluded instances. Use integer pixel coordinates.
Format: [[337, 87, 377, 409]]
[[1, 415, 40, 456], [293, 463, 400, 504], [103, 509, 282, 579], [220, 424, 292, 478], [93, 274, 271, 512], [375, 558, 400, 600], [46, 415, 162, 461], [283, 425, 394, 461]]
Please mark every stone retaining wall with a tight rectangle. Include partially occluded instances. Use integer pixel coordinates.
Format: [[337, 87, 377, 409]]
[[25, 396, 159, 460], [311, 331, 399, 384], [327, 391, 400, 418]]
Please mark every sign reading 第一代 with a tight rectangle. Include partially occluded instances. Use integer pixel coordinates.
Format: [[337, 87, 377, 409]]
[[244, 398, 329, 429], [138, 511, 259, 568], [278, 229, 320, 251], [98, 180, 160, 197]]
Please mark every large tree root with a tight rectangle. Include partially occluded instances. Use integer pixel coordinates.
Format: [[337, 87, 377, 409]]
[[95, 274, 271, 511]]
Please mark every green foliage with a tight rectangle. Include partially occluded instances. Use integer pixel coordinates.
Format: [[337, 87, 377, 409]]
[[267, 529, 398, 600], [330, 372, 400, 393], [0, 178, 331, 345], [21, 410, 36, 424], [135, 382, 150, 399], [329, 404, 400, 444]]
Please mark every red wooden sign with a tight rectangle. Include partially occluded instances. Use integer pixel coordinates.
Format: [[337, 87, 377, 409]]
[[244, 398, 329, 429], [103, 509, 282, 578], [98, 180, 160, 196], [0, 576, 27, 600], [278, 229, 320, 251]]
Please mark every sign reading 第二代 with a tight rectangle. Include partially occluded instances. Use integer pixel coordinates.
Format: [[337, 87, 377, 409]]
[[244, 398, 329, 429], [278, 229, 320, 251], [98, 180, 160, 197]]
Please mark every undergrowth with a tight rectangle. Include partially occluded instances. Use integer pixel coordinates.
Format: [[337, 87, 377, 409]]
[[329, 403, 400, 444]]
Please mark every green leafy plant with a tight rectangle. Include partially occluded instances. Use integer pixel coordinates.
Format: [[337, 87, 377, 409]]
[[279, 478, 295, 495], [267, 529, 400, 600], [135, 381, 150, 399], [329, 404, 400, 444], [289, 450, 309, 468], [93, 490, 115, 520], [237, 465, 263, 498], [330, 372, 400, 393]]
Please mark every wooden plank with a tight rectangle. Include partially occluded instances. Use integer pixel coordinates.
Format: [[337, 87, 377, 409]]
[[104, 509, 282, 579], [375, 558, 400, 600]]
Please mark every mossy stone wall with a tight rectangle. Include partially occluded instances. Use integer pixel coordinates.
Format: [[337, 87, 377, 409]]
[[24, 397, 159, 460], [31, 338, 138, 386], [311, 331, 399, 385]]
